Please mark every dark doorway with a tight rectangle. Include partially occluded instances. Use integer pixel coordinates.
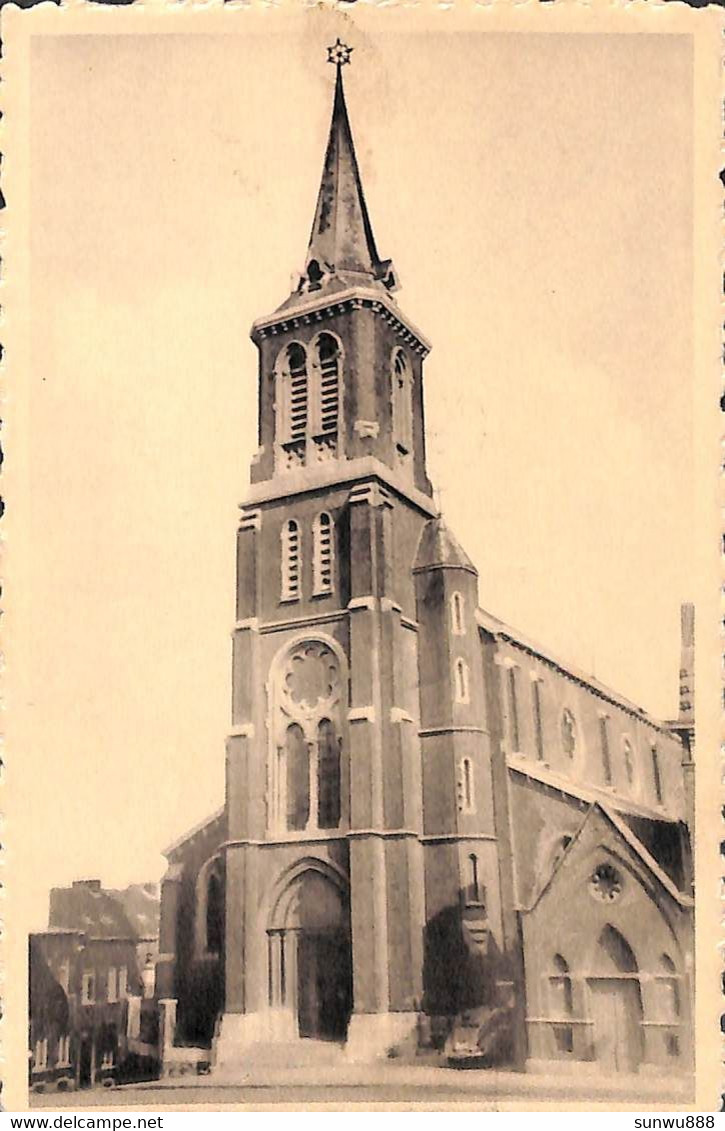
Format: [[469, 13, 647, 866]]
[[297, 930, 352, 1041], [78, 1037, 93, 1088]]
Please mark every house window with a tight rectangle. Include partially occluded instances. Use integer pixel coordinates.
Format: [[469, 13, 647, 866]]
[[451, 591, 465, 636], [57, 1035, 71, 1067], [107, 967, 118, 1003], [281, 519, 301, 601], [598, 714, 613, 786], [392, 348, 413, 464], [270, 641, 344, 835], [317, 718, 341, 829], [33, 1039, 48, 1072], [313, 334, 340, 461], [623, 737, 635, 787], [81, 972, 95, 1005], [457, 757, 475, 813], [278, 342, 308, 469], [532, 677, 545, 761], [651, 744, 664, 804], [454, 658, 470, 704], [313, 512, 334, 595], [118, 965, 128, 999], [561, 708, 577, 760], [507, 665, 520, 752]]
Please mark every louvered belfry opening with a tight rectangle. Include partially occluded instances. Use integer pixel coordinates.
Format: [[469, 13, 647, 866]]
[[314, 333, 340, 462], [313, 512, 334, 595], [281, 519, 301, 600], [281, 343, 309, 469]]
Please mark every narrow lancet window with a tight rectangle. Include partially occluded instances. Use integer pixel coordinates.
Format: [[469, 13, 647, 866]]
[[458, 756, 475, 813], [454, 658, 470, 704], [599, 714, 613, 786], [532, 677, 545, 761], [317, 718, 341, 829], [451, 591, 465, 636], [285, 723, 310, 831]]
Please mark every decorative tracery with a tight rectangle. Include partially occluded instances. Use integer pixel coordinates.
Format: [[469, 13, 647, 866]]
[[269, 641, 344, 834]]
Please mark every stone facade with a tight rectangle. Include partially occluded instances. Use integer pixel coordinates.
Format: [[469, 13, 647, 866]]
[[158, 59, 694, 1078]]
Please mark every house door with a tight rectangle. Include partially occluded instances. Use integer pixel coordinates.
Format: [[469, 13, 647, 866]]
[[588, 978, 643, 1072], [297, 930, 352, 1041]]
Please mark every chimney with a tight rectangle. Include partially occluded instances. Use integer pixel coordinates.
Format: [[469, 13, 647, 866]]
[[72, 879, 102, 892]]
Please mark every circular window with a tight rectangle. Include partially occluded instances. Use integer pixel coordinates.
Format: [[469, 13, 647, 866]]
[[589, 863, 623, 902], [561, 708, 577, 759]]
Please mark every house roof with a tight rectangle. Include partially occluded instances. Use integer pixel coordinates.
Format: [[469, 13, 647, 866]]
[[48, 881, 159, 941], [106, 884, 160, 941]]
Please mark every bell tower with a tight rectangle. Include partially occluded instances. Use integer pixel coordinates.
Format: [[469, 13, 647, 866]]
[[218, 43, 443, 1063]]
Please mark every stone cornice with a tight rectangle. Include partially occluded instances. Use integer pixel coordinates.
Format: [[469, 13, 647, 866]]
[[250, 288, 431, 357], [241, 457, 437, 519]]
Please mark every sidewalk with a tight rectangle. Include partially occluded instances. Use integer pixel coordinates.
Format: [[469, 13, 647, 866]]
[[129, 1062, 693, 1107]]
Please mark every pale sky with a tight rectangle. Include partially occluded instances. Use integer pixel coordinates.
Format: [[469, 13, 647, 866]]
[[19, 22, 693, 929]]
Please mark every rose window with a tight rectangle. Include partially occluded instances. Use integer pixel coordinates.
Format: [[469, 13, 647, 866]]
[[589, 863, 623, 902]]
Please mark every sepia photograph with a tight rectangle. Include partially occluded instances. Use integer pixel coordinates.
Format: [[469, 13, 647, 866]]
[[4, 1, 721, 1112]]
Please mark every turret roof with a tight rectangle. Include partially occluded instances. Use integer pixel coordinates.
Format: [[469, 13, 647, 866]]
[[414, 515, 478, 575]]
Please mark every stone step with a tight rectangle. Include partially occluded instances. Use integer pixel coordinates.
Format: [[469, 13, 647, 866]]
[[215, 1038, 345, 1074]]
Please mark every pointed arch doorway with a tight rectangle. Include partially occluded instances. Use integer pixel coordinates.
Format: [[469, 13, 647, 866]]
[[268, 865, 353, 1043], [587, 925, 644, 1072]]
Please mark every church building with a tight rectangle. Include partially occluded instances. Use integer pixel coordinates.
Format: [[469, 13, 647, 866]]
[[156, 44, 695, 1078]]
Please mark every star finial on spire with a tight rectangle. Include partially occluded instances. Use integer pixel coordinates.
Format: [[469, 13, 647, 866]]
[[327, 38, 353, 68]]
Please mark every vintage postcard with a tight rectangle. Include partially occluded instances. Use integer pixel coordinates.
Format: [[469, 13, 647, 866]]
[[2, 0, 722, 1113]]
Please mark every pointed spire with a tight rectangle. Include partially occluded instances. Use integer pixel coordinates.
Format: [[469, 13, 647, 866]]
[[302, 47, 397, 293]]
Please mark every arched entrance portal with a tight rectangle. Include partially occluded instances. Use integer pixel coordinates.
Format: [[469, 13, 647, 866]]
[[268, 867, 352, 1043], [587, 925, 644, 1073]]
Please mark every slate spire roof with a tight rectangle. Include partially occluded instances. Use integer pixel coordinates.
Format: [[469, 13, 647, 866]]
[[282, 61, 397, 308]]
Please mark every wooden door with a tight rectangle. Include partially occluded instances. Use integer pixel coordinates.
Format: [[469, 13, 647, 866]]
[[588, 978, 642, 1072]]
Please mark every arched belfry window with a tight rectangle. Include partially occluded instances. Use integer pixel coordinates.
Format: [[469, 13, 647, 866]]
[[269, 641, 345, 835], [313, 512, 334, 596], [277, 343, 308, 469], [392, 348, 413, 468], [312, 334, 340, 462], [281, 519, 301, 601]]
